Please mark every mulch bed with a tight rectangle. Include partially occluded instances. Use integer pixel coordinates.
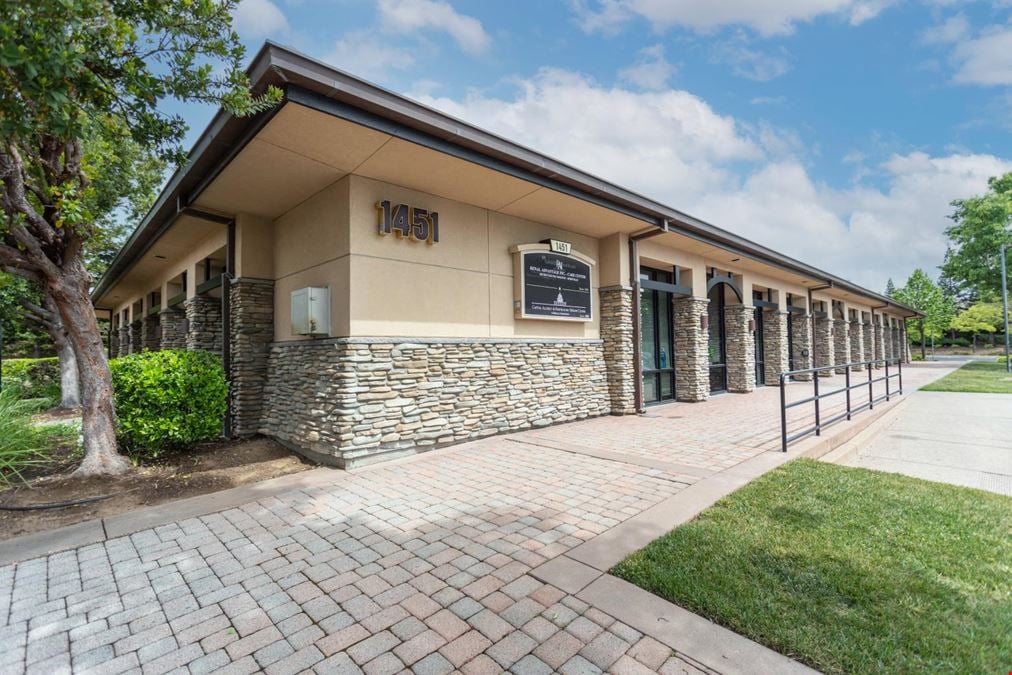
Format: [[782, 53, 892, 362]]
[[0, 437, 314, 540]]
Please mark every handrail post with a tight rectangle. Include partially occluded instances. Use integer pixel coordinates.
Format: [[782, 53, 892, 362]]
[[779, 374, 788, 453], [868, 360, 874, 410], [813, 369, 821, 436], [845, 365, 852, 421], [898, 357, 903, 395], [885, 359, 891, 401]]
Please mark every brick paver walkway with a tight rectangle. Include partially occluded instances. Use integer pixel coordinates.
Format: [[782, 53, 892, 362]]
[[1, 363, 952, 674], [1, 443, 705, 674]]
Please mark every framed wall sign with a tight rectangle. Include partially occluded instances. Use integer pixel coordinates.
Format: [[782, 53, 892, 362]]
[[510, 243, 595, 322], [377, 200, 440, 244]]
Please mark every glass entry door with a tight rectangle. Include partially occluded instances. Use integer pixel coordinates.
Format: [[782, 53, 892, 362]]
[[754, 306, 766, 386], [707, 283, 727, 393], [640, 268, 676, 404]]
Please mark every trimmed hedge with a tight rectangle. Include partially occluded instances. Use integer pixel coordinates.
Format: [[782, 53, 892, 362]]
[[1, 357, 60, 403], [110, 350, 228, 457]]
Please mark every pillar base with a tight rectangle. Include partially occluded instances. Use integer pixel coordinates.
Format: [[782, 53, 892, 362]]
[[673, 296, 709, 402]]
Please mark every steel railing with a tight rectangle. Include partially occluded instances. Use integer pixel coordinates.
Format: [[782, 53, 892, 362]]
[[778, 357, 903, 452]]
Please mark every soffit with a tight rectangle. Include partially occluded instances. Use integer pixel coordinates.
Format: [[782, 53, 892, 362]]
[[98, 214, 224, 307]]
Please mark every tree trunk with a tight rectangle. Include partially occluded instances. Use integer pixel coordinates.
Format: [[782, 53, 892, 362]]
[[54, 328, 81, 409], [48, 259, 130, 475]]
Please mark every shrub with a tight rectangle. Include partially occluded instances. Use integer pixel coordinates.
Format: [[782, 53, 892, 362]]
[[1, 357, 60, 403], [110, 350, 228, 457], [941, 337, 971, 348], [0, 390, 52, 485]]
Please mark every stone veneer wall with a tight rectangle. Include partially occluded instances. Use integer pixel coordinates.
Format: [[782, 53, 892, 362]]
[[882, 321, 893, 362], [833, 319, 849, 374], [230, 278, 274, 437], [673, 297, 710, 402], [129, 321, 142, 354], [109, 329, 119, 358], [160, 308, 186, 350], [184, 295, 222, 355], [261, 338, 610, 468], [863, 320, 875, 369], [850, 321, 865, 370], [762, 310, 789, 384], [599, 286, 636, 414], [790, 313, 813, 381], [814, 316, 834, 377], [141, 314, 160, 352], [873, 322, 885, 367], [724, 305, 755, 393], [118, 326, 130, 356]]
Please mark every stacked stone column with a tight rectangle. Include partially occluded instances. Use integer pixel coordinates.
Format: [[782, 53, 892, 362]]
[[184, 295, 223, 355], [118, 326, 130, 356], [129, 320, 142, 354], [863, 319, 875, 368], [230, 278, 275, 437], [790, 312, 813, 381], [762, 310, 789, 384], [159, 307, 186, 350], [109, 328, 119, 358], [833, 319, 849, 374], [850, 320, 865, 370], [873, 320, 885, 367], [600, 287, 637, 413], [882, 320, 893, 362], [902, 323, 912, 363], [672, 296, 710, 402], [814, 316, 835, 377], [724, 305, 755, 393], [141, 314, 160, 352]]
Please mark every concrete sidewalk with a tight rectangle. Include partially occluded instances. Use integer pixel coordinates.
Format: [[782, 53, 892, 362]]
[[836, 390, 1012, 495]]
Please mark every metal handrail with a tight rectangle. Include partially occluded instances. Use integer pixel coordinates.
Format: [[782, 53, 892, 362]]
[[778, 357, 903, 452]]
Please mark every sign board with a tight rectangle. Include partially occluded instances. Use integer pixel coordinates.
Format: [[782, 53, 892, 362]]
[[511, 245, 594, 321], [548, 239, 571, 254]]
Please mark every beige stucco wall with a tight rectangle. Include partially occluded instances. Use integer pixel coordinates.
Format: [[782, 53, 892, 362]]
[[272, 177, 351, 339], [268, 174, 602, 341]]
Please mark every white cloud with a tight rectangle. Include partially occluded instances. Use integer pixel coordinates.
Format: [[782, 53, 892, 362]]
[[233, 0, 290, 38], [711, 35, 791, 81], [377, 0, 490, 54], [921, 14, 970, 44], [325, 30, 414, 81], [570, 0, 896, 37], [952, 25, 1012, 85], [417, 68, 761, 205], [619, 44, 676, 90], [414, 68, 1011, 291]]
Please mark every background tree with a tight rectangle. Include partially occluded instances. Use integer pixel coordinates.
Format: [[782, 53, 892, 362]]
[[941, 173, 1012, 299], [893, 269, 955, 344], [885, 278, 896, 298], [951, 303, 1004, 349], [0, 1, 281, 475]]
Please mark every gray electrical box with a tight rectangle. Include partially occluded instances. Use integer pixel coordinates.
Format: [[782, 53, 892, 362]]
[[291, 287, 330, 336]]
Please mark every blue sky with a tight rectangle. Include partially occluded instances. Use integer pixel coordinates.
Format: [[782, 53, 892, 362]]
[[193, 0, 1012, 291]]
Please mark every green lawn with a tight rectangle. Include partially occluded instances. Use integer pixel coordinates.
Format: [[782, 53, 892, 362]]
[[921, 360, 1012, 393], [612, 460, 1012, 674]]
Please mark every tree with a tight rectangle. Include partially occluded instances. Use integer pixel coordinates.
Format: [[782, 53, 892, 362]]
[[20, 293, 79, 409], [892, 269, 955, 342], [0, 1, 281, 474], [941, 173, 1012, 300], [885, 278, 896, 298], [951, 303, 1004, 346]]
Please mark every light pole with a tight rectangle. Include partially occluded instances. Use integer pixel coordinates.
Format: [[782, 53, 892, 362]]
[[1001, 242, 1010, 372]]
